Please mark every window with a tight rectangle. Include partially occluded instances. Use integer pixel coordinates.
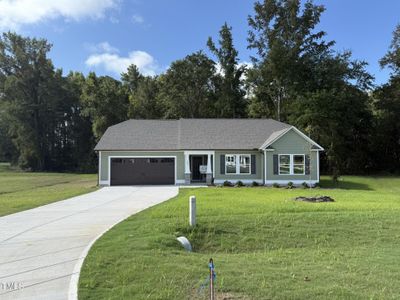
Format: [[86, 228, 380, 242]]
[[225, 154, 236, 174], [239, 155, 251, 174], [293, 155, 305, 174], [279, 155, 290, 175], [225, 154, 251, 175], [279, 154, 305, 175]]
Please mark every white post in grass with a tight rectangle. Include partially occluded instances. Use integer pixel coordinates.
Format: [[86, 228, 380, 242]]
[[189, 196, 196, 226]]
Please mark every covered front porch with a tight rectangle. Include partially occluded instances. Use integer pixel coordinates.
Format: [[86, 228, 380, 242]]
[[184, 151, 214, 185]]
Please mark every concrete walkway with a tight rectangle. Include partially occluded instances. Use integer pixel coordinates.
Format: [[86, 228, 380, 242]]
[[0, 186, 178, 300]]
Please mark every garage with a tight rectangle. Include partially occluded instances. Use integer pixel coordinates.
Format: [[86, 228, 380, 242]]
[[110, 157, 175, 185]]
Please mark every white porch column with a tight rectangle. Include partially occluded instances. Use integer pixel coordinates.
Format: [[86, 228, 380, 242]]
[[206, 154, 212, 174], [206, 153, 212, 185], [184, 153, 191, 174], [184, 153, 191, 184]]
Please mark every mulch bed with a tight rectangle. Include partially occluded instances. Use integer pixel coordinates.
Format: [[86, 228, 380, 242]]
[[294, 196, 334, 203]]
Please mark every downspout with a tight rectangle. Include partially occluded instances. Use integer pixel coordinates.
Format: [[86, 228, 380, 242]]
[[264, 149, 267, 185], [97, 151, 101, 187]]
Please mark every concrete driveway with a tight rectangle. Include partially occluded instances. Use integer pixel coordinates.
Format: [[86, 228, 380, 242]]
[[0, 186, 178, 300]]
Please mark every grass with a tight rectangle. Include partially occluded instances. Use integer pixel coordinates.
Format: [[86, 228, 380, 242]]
[[78, 176, 400, 299], [0, 162, 97, 216]]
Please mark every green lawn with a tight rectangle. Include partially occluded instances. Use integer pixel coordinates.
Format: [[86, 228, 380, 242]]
[[79, 176, 400, 300], [0, 162, 97, 216]]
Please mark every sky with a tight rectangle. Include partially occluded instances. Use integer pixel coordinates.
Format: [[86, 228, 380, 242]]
[[0, 0, 399, 85]]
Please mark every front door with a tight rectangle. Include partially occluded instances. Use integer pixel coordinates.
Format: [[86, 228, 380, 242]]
[[191, 156, 205, 182]]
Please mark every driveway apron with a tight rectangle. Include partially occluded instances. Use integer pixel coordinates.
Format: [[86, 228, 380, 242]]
[[0, 186, 178, 300]]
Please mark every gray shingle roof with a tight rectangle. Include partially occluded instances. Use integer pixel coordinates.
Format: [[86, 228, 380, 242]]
[[94, 118, 291, 151]]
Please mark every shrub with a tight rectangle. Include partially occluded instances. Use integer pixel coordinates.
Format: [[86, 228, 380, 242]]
[[235, 180, 245, 187], [223, 180, 233, 187], [272, 182, 280, 188], [251, 181, 259, 187], [302, 182, 309, 189], [287, 181, 294, 189]]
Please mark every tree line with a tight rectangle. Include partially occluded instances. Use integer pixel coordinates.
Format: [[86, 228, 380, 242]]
[[0, 0, 399, 176]]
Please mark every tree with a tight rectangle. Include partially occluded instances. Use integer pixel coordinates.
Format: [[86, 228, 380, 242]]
[[159, 52, 217, 118], [380, 24, 400, 76], [121, 64, 165, 119], [371, 24, 400, 172], [128, 76, 164, 119], [61, 72, 97, 171], [0, 32, 59, 170], [246, 0, 375, 175], [121, 64, 143, 94], [288, 43, 374, 175], [292, 84, 373, 175], [0, 114, 16, 163], [81, 73, 129, 140], [372, 78, 400, 172], [207, 23, 246, 117], [247, 0, 332, 121]]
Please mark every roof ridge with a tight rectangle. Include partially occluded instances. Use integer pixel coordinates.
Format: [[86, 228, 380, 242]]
[[179, 118, 276, 120], [126, 119, 178, 121]]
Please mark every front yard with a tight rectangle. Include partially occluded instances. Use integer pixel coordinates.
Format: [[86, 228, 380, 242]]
[[79, 176, 400, 299], [0, 163, 97, 216]]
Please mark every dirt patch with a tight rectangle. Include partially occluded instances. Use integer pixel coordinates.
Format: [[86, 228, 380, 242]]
[[294, 196, 334, 203]]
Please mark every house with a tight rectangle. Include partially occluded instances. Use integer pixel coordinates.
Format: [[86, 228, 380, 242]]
[[94, 119, 324, 186]]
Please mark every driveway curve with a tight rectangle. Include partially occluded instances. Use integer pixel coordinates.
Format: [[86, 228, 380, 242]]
[[0, 186, 178, 300]]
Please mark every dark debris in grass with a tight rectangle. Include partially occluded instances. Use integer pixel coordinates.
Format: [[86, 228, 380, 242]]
[[294, 196, 335, 203]]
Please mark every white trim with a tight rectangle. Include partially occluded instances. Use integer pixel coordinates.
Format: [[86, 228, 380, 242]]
[[278, 154, 305, 175], [98, 151, 102, 186], [100, 150, 184, 152], [176, 179, 185, 184], [260, 127, 292, 149], [184, 151, 215, 179], [99, 180, 108, 185], [317, 151, 320, 181], [214, 179, 264, 185], [107, 155, 177, 186], [224, 154, 252, 175], [184, 150, 214, 155], [260, 126, 324, 151], [265, 180, 318, 186], [291, 127, 324, 150], [264, 150, 267, 184]]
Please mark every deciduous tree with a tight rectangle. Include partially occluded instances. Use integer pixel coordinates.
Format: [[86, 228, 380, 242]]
[[160, 52, 217, 118], [81, 73, 129, 140]]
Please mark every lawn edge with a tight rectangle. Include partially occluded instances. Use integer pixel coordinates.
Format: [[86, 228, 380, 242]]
[[69, 188, 179, 300], [0, 184, 98, 218], [68, 214, 127, 300]]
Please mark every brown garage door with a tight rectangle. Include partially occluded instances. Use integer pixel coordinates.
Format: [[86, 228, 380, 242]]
[[110, 157, 175, 185]]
